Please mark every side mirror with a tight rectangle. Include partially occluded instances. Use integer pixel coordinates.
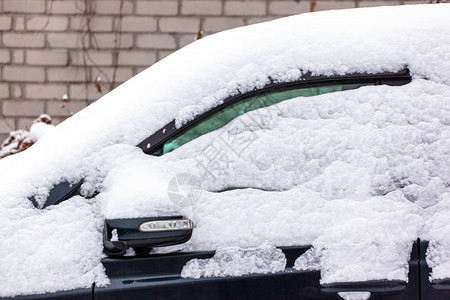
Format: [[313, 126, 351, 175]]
[[103, 216, 193, 256]]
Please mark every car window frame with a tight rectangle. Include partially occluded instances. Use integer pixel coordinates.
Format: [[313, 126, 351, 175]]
[[138, 69, 411, 155], [37, 70, 411, 209]]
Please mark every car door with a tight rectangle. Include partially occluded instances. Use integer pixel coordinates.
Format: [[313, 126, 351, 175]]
[[19, 69, 448, 300], [97, 69, 424, 300]]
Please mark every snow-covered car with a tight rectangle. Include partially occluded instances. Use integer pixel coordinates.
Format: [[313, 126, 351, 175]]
[[1, 4, 450, 300]]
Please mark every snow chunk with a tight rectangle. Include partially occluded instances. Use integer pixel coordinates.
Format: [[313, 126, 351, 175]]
[[0, 196, 108, 298], [181, 245, 286, 279], [338, 292, 371, 300], [30, 122, 55, 142], [422, 193, 450, 280], [110, 229, 119, 241], [293, 196, 420, 283]]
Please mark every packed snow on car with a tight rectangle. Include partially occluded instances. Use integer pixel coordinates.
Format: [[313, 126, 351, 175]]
[[0, 4, 449, 297]]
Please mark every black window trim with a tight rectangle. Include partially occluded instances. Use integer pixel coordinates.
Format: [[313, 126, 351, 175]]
[[138, 68, 411, 155]]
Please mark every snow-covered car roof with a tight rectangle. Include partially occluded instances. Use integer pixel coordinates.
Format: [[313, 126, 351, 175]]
[[1, 3, 450, 297]]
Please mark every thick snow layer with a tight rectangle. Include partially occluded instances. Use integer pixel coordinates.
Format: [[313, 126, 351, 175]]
[[422, 193, 450, 280], [0, 4, 450, 297], [181, 245, 286, 278], [292, 196, 419, 283], [0, 197, 108, 297], [100, 80, 447, 284], [29, 122, 55, 142]]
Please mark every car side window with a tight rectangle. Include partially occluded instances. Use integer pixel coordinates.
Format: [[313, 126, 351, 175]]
[[151, 83, 372, 156]]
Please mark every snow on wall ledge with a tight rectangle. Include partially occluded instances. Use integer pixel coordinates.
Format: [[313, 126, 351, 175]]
[[0, 4, 450, 297]]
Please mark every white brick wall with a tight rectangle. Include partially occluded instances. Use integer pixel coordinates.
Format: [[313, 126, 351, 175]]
[[50, 1, 86, 15], [70, 16, 113, 32], [70, 51, 113, 66], [3, 33, 45, 47], [314, 1, 356, 11], [46, 100, 86, 116], [3, 0, 47, 14], [117, 51, 158, 66], [27, 16, 69, 31], [0, 50, 11, 63], [203, 17, 245, 32], [136, 1, 178, 16], [0, 84, 10, 99], [269, 2, 310, 15], [47, 32, 89, 48], [181, 1, 223, 15], [160, 17, 201, 33], [91, 33, 134, 49], [137, 34, 177, 49], [121, 17, 157, 32], [2, 100, 45, 116], [0, 16, 13, 30], [224, 1, 267, 16], [0, 0, 432, 144], [3, 66, 45, 82], [25, 84, 67, 100], [0, 118, 15, 134], [27, 50, 68, 66]]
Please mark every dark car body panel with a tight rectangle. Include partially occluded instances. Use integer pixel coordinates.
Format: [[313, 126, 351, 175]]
[[2, 287, 92, 300], [95, 243, 418, 300], [5, 240, 449, 299]]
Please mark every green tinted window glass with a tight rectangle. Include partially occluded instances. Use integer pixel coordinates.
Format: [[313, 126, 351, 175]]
[[156, 83, 370, 156]]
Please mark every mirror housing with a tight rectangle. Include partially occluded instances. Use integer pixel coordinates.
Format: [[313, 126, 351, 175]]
[[103, 216, 193, 256]]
